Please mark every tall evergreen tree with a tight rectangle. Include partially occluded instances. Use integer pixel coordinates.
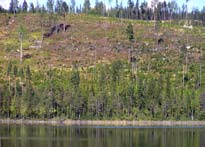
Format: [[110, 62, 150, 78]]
[[126, 23, 135, 67], [22, 0, 28, 12], [0, 6, 7, 13], [35, 0, 40, 13], [202, 6, 205, 26], [70, 66, 80, 89], [9, 0, 19, 14], [62, 1, 69, 13], [55, 0, 63, 14], [83, 0, 91, 14], [41, 5, 47, 13], [95, 1, 104, 15], [115, 0, 119, 9], [127, 0, 134, 19], [135, 0, 140, 19], [47, 0, 54, 13], [29, 2, 35, 13], [168, 0, 178, 20], [18, 25, 26, 64], [140, 1, 148, 20], [126, 23, 134, 42], [71, 0, 76, 13], [151, 0, 160, 30]]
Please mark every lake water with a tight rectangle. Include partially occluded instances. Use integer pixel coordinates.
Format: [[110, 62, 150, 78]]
[[0, 124, 205, 147]]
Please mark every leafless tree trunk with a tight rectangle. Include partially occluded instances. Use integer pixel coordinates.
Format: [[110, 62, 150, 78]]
[[41, 22, 44, 41], [128, 47, 130, 64], [185, 52, 188, 73], [183, 65, 185, 88], [199, 38, 203, 88], [64, 13, 66, 32], [20, 34, 23, 64]]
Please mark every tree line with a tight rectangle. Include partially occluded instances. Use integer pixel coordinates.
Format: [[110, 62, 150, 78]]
[[0, 60, 205, 120], [1, 0, 205, 26]]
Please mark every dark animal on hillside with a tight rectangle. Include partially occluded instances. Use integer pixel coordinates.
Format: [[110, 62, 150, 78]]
[[158, 38, 164, 45], [57, 27, 61, 33], [130, 57, 137, 62], [59, 23, 64, 30], [43, 24, 71, 39], [43, 33, 51, 38], [50, 26, 57, 34], [65, 25, 71, 31], [23, 54, 32, 59]]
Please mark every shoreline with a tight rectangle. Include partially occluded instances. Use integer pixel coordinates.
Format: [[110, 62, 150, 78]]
[[1, 119, 205, 126]]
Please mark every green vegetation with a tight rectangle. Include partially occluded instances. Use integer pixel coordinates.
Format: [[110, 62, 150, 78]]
[[0, 58, 205, 120], [0, 4, 205, 120]]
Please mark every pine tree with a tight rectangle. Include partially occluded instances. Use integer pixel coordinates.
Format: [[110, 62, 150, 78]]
[[95, 1, 104, 15], [26, 65, 31, 81], [202, 7, 205, 26], [41, 5, 47, 13], [126, 23, 135, 66], [13, 65, 18, 77], [29, 2, 35, 13], [7, 62, 12, 77], [55, 0, 63, 14], [0, 5, 7, 13], [126, 23, 134, 42], [71, 0, 76, 13], [70, 65, 80, 89], [19, 67, 24, 79], [115, 0, 119, 9], [151, 0, 159, 30], [83, 0, 91, 14], [35, 0, 40, 13], [9, 0, 19, 14], [136, 75, 144, 110], [47, 0, 54, 13], [6, 62, 12, 95], [62, 1, 69, 13], [168, 0, 178, 21], [127, 0, 134, 19], [22, 0, 28, 12], [140, 1, 148, 20], [135, 0, 140, 19], [163, 73, 171, 119], [18, 25, 26, 64]]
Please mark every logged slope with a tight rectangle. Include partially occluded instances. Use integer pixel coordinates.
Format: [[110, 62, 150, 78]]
[[0, 13, 204, 69]]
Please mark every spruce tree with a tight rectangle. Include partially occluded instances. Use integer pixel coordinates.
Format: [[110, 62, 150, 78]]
[[126, 23, 135, 65], [126, 23, 134, 42], [9, 0, 19, 14], [71, 0, 76, 13], [22, 0, 28, 12], [83, 0, 91, 14], [47, 0, 54, 13], [29, 2, 35, 13]]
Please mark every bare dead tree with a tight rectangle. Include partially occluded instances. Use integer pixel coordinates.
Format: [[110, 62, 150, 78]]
[[18, 25, 26, 64]]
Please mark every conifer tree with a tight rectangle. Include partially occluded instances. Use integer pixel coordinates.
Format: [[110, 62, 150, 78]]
[[9, 0, 19, 14], [83, 0, 91, 14], [47, 0, 54, 13], [22, 0, 28, 12]]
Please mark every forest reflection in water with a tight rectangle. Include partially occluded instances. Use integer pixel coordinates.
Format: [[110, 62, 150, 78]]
[[0, 124, 205, 147]]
